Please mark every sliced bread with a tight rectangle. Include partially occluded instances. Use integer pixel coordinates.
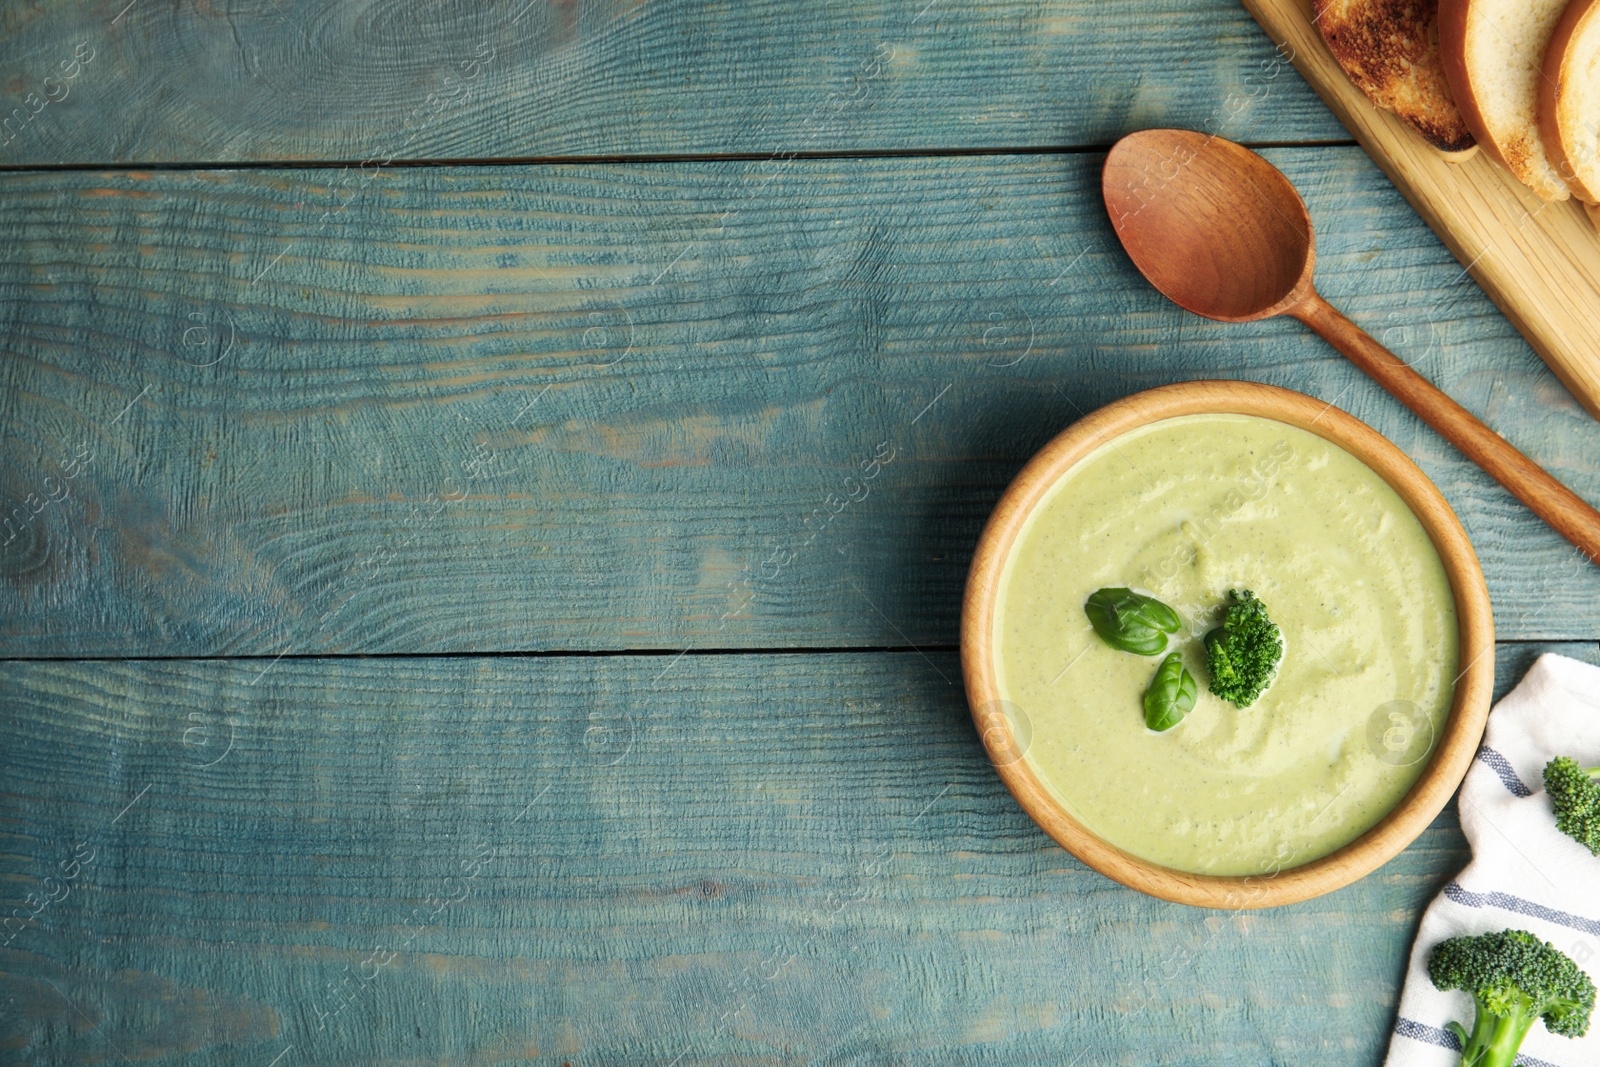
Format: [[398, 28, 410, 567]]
[[1439, 0, 1573, 200], [1315, 0, 1477, 158], [1540, 0, 1600, 203]]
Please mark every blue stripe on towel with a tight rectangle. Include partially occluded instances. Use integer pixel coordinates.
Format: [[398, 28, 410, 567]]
[[1394, 1017, 1459, 1051], [1444, 883, 1600, 936], [1476, 746, 1533, 797], [1394, 1017, 1562, 1067]]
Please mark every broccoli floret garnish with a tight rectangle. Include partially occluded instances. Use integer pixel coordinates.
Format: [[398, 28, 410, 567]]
[[1544, 756, 1600, 856], [1428, 929, 1596, 1067], [1202, 589, 1283, 708]]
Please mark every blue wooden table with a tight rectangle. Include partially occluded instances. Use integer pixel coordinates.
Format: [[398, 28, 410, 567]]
[[3, 2, 1599, 1064]]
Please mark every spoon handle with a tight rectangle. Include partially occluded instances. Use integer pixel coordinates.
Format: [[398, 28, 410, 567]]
[[1292, 291, 1600, 564]]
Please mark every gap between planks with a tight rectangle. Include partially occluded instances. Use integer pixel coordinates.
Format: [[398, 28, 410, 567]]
[[0, 645, 964, 664], [0, 140, 1360, 175], [0, 637, 1585, 666]]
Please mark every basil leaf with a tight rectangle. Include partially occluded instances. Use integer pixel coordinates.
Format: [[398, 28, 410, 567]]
[[1084, 587, 1182, 656], [1144, 652, 1198, 732]]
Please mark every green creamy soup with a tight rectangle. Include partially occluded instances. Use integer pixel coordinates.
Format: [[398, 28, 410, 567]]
[[994, 414, 1458, 876]]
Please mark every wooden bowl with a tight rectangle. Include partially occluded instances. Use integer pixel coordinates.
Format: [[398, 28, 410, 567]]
[[961, 380, 1494, 909]]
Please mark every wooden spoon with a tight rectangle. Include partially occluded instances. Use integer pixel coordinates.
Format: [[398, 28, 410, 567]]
[[1103, 128, 1600, 565]]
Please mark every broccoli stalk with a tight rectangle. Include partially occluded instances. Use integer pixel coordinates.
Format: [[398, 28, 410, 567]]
[[1202, 589, 1283, 708], [1427, 929, 1596, 1067], [1543, 756, 1600, 856]]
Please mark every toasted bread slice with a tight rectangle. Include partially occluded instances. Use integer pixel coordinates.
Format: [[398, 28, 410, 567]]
[[1439, 0, 1573, 201], [1540, 0, 1600, 203], [1315, 0, 1478, 159]]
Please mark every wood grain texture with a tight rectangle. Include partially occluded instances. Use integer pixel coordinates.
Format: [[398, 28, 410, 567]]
[[1240, 0, 1600, 419], [3, 150, 1599, 657], [0, 0, 1348, 167], [1, 643, 1593, 1066]]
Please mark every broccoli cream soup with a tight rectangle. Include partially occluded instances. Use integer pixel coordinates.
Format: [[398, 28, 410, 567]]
[[993, 414, 1458, 876]]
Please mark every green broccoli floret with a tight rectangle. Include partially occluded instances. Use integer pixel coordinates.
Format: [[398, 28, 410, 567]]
[[1428, 929, 1596, 1067], [1202, 589, 1282, 708], [1544, 756, 1600, 856]]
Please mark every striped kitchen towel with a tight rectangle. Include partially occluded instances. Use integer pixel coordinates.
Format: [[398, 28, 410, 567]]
[[1386, 653, 1600, 1067]]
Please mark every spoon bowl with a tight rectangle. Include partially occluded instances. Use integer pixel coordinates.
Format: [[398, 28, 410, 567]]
[[1104, 129, 1314, 321], [1101, 128, 1600, 566]]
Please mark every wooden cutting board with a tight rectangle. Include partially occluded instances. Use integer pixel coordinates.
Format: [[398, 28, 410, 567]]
[[1240, 0, 1600, 419]]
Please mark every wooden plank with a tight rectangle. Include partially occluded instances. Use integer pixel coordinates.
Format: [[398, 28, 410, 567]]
[[1239, 0, 1600, 419], [0, 0, 1349, 166], [2, 150, 1598, 657], [3, 643, 1592, 1065]]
